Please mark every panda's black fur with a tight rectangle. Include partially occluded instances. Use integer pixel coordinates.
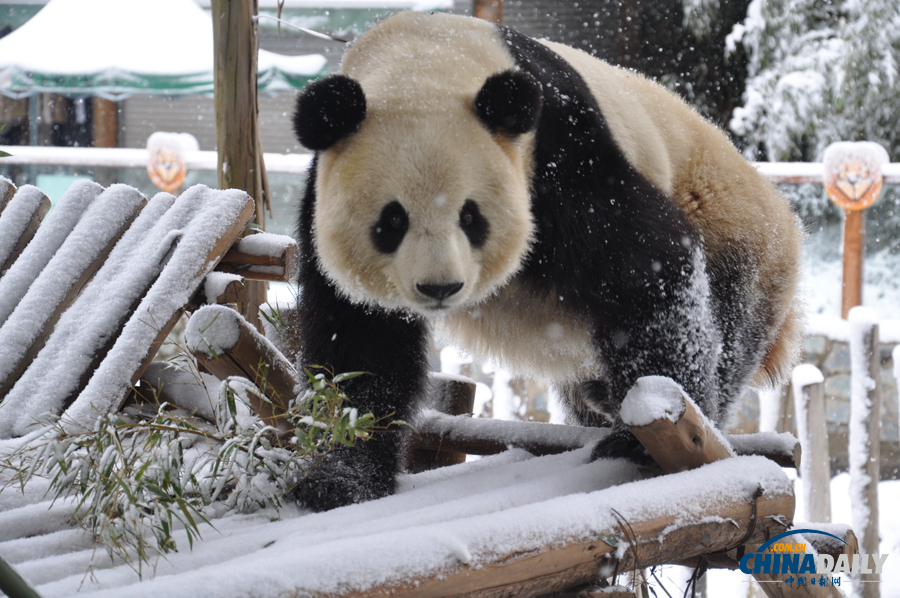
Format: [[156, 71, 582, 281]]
[[290, 14, 800, 511]]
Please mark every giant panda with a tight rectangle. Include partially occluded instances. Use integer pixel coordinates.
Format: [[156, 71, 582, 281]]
[[290, 11, 803, 511]]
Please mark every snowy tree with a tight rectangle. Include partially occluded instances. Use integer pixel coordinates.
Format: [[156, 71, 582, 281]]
[[726, 0, 900, 161]]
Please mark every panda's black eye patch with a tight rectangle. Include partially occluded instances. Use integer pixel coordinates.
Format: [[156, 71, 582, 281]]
[[459, 200, 489, 249], [371, 201, 409, 254]]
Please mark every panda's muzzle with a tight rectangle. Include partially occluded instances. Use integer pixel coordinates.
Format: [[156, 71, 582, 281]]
[[416, 281, 464, 301]]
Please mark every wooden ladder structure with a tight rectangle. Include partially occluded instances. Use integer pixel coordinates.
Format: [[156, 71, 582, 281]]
[[0, 176, 296, 437]]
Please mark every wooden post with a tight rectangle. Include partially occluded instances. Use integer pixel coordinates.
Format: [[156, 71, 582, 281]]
[[823, 142, 888, 319], [474, 0, 502, 23], [212, 0, 266, 332], [848, 307, 881, 598], [791, 365, 831, 523], [407, 373, 477, 472], [92, 97, 118, 148]]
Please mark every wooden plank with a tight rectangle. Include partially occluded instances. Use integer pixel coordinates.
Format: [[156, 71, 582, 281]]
[[343, 489, 794, 598], [0, 187, 145, 398], [840, 210, 864, 318], [0, 187, 50, 275]]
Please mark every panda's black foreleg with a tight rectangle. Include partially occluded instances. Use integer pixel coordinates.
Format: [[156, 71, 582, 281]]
[[290, 270, 429, 510]]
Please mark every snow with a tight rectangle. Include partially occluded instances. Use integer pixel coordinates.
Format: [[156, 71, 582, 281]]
[[0, 184, 47, 269], [757, 387, 782, 433], [185, 305, 245, 358], [140, 361, 220, 423], [0, 179, 103, 325], [620, 375, 687, 426], [235, 232, 296, 257]]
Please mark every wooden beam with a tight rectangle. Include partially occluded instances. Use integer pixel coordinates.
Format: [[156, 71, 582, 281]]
[[0, 192, 145, 398], [792, 365, 831, 522], [841, 210, 864, 319], [92, 97, 118, 148], [847, 308, 881, 597]]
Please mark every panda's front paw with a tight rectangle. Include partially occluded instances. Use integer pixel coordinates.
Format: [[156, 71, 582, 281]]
[[290, 451, 394, 512], [590, 427, 656, 469]]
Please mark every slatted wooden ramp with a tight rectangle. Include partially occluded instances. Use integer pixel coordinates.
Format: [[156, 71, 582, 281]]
[[0, 176, 255, 436]]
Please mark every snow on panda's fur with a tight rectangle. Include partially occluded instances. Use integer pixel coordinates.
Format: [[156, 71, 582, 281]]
[[291, 11, 803, 511]]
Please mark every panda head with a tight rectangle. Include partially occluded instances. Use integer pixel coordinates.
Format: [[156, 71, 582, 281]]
[[294, 67, 542, 316]]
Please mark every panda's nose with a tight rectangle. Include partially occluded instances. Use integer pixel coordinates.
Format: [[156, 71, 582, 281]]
[[416, 281, 464, 300]]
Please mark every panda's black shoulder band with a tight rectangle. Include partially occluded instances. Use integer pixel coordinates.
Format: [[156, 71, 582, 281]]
[[293, 75, 367, 151], [475, 69, 543, 137]]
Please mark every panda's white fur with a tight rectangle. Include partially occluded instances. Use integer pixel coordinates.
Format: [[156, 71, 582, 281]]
[[290, 11, 803, 510]]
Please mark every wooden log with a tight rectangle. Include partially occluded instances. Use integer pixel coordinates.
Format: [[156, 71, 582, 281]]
[[620, 377, 842, 598], [847, 307, 881, 597], [408, 373, 477, 472], [215, 231, 299, 283], [343, 485, 795, 598], [186, 305, 298, 431], [192, 272, 248, 307], [0, 176, 15, 214], [792, 365, 831, 522], [410, 412, 800, 468], [620, 376, 734, 473], [0, 187, 50, 275]]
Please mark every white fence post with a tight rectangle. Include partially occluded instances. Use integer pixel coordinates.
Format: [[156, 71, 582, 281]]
[[792, 364, 831, 522], [848, 306, 881, 598]]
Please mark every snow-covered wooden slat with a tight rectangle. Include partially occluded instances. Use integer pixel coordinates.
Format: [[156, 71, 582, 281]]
[[412, 410, 801, 468], [408, 373, 476, 471], [185, 304, 297, 430], [0, 185, 255, 438], [215, 231, 299, 283], [0, 184, 146, 402], [0, 180, 104, 327], [0, 184, 50, 275], [0, 175, 15, 214]]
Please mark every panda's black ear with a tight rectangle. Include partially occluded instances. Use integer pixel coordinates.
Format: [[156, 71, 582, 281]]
[[475, 70, 543, 136], [293, 75, 367, 151]]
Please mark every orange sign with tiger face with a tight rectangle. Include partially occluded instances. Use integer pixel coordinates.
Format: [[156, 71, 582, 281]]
[[147, 148, 187, 194], [824, 142, 889, 211]]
